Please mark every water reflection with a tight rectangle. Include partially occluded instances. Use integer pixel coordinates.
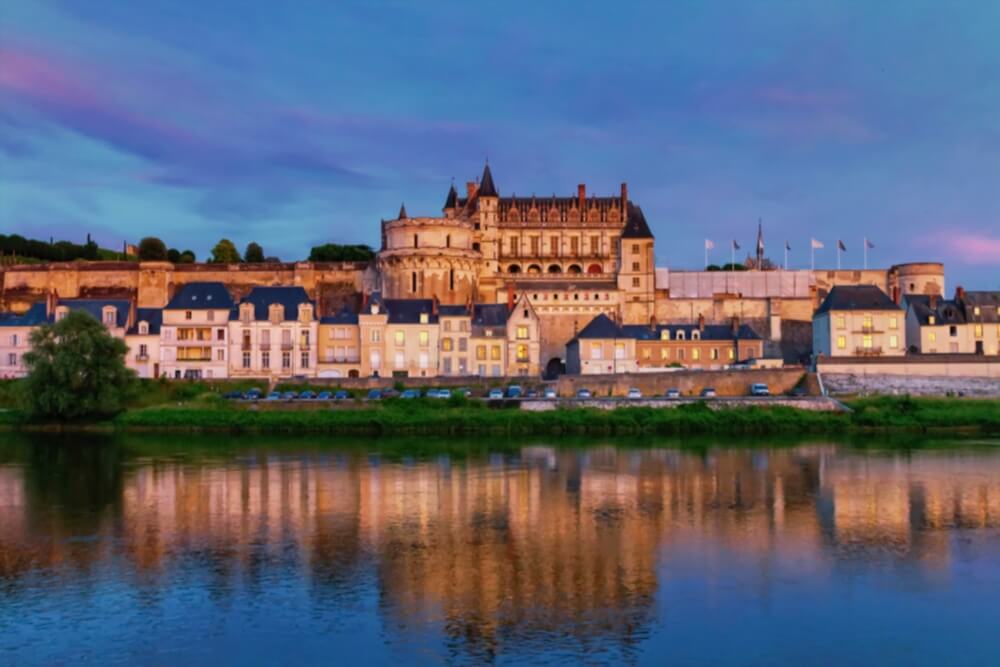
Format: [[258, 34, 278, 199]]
[[1, 436, 999, 664]]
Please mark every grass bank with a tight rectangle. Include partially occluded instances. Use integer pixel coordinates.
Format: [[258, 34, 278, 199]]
[[2, 394, 997, 437]]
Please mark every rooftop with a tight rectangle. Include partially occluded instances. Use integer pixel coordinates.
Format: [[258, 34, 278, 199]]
[[816, 285, 901, 314]]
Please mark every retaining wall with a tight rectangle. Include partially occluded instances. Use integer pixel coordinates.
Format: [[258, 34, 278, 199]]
[[556, 367, 809, 398]]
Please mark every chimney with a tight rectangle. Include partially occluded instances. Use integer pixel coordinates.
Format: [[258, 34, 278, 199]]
[[361, 291, 369, 310], [620, 182, 628, 210], [466, 181, 478, 200], [432, 295, 439, 316], [698, 313, 705, 331], [955, 285, 966, 303], [731, 316, 739, 337], [45, 289, 58, 318], [891, 285, 901, 305], [465, 294, 473, 314], [649, 315, 657, 331], [577, 183, 586, 209], [128, 293, 137, 330], [506, 282, 515, 312]]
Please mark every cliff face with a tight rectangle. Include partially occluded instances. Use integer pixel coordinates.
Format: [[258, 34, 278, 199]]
[[0, 261, 373, 313]]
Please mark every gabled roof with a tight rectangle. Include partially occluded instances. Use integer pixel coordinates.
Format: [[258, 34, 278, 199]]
[[59, 299, 131, 328], [128, 308, 163, 335], [815, 285, 901, 314], [166, 282, 233, 310], [574, 313, 623, 339], [906, 296, 965, 326], [383, 299, 438, 324], [320, 305, 359, 325], [233, 286, 314, 321], [960, 291, 1000, 323], [479, 163, 498, 197], [621, 203, 653, 239], [0, 302, 48, 327], [472, 303, 509, 328]]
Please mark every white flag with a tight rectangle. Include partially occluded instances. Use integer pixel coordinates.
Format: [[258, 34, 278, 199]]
[[705, 239, 714, 250], [811, 238, 824, 249]]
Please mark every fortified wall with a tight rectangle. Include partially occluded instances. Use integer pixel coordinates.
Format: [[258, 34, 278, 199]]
[[0, 261, 376, 313]]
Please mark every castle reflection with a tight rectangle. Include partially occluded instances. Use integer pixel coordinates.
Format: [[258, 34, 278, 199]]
[[1, 441, 999, 658]]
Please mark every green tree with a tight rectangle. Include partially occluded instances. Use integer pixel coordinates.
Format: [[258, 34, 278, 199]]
[[138, 237, 168, 261], [210, 239, 241, 263], [179, 249, 196, 263], [20, 310, 136, 420], [166, 248, 181, 263], [244, 242, 265, 263], [308, 243, 376, 262]]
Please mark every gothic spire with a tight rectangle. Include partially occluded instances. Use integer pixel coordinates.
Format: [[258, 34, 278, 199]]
[[479, 161, 498, 197], [398, 203, 408, 219], [443, 182, 457, 210]]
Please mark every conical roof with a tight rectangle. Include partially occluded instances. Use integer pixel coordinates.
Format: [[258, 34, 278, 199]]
[[479, 162, 498, 197], [443, 183, 457, 210]]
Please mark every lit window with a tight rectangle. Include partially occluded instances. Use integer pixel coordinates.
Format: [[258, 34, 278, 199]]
[[517, 344, 529, 361], [691, 348, 700, 361], [442, 337, 453, 352], [642, 348, 651, 360], [476, 345, 487, 361], [863, 315, 873, 329], [419, 313, 429, 324], [863, 334, 873, 349], [728, 348, 735, 360], [928, 316, 936, 325], [517, 326, 529, 340], [491, 345, 501, 361], [928, 332, 937, 343], [394, 331, 405, 346], [660, 330, 670, 340], [974, 306, 981, 316], [660, 348, 669, 360], [419, 331, 429, 347], [889, 316, 898, 329], [837, 335, 847, 350], [836, 315, 846, 329], [889, 335, 898, 349], [974, 324, 983, 338]]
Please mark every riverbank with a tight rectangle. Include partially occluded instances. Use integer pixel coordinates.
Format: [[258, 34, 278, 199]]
[[2, 396, 998, 436]]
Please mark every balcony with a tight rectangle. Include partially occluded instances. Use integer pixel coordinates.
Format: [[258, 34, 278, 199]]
[[280, 342, 294, 351], [855, 346, 883, 357], [853, 325, 883, 334], [134, 354, 149, 362], [241, 342, 252, 351]]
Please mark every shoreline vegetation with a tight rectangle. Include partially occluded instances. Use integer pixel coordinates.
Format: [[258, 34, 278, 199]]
[[1, 381, 997, 437]]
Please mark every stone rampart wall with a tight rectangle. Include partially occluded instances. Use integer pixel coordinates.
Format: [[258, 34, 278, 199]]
[[557, 367, 808, 398]]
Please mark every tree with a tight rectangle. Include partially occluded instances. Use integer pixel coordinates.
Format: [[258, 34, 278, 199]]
[[179, 249, 196, 263], [138, 237, 168, 261], [167, 248, 181, 263], [210, 239, 241, 263], [244, 242, 265, 263], [20, 310, 136, 420], [308, 243, 375, 262]]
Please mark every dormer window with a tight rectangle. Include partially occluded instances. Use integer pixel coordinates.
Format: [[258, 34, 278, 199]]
[[974, 306, 981, 316], [102, 306, 116, 326], [928, 315, 936, 325], [138, 322, 149, 335], [419, 313, 429, 324], [660, 330, 670, 341], [692, 330, 700, 340], [299, 304, 313, 322], [371, 303, 380, 315], [240, 303, 253, 323], [268, 303, 283, 323], [676, 330, 685, 340]]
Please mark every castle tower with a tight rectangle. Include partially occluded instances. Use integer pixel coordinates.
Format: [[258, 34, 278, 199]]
[[617, 203, 655, 324]]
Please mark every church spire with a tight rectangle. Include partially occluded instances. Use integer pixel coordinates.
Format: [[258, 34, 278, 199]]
[[478, 161, 498, 197], [398, 203, 408, 219], [443, 182, 457, 210], [755, 219, 764, 267]]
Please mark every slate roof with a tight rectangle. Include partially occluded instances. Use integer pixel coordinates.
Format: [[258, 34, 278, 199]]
[[572, 313, 762, 342], [383, 299, 438, 324], [59, 299, 131, 327], [906, 296, 965, 326], [320, 305, 359, 325], [438, 304, 470, 317], [472, 304, 509, 328], [815, 285, 901, 314], [479, 163, 498, 197], [0, 302, 49, 327], [961, 291, 1000, 322], [233, 286, 314, 321], [127, 308, 163, 335], [621, 203, 653, 239], [166, 282, 233, 310], [443, 183, 458, 210]]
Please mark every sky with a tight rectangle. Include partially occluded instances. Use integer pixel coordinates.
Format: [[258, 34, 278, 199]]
[[1, 0, 998, 288]]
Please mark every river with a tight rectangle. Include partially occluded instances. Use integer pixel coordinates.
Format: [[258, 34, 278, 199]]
[[1, 433, 999, 665]]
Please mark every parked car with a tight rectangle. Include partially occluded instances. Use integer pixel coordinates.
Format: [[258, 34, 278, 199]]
[[381, 388, 398, 399], [525, 389, 538, 399], [455, 387, 472, 397], [334, 389, 350, 400], [367, 389, 383, 400], [316, 391, 332, 400], [700, 387, 717, 398], [299, 390, 316, 400], [543, 387, 557, 399], [223, 390, 243, 400], [749, 383, 770, 396], [266, 391, 281, 401], [244, 388, 262, 400], [488, 388, 504, 399], [400, 389, 420, 399], [281, 391, 297, 400], [436, 389, 452, 399], [626, 388, 643, 399], [576, 388, 592, 399], [506, 385, 523, 398], [664, 388, 681, 399]]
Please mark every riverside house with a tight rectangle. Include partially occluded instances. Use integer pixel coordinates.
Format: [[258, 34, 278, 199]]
[[229, 286, 318, 380], [905, 288, 1000, 355], [160, 282, 233, 379], [812, 285, 905, 358]]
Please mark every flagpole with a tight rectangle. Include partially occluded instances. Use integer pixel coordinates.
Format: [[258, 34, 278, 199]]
[[784, 244, 788, 271], [863, 237, 868, 270], [837, 244, 841, 270], [811, 244, 815, 271], [705, 243, 708, 270]]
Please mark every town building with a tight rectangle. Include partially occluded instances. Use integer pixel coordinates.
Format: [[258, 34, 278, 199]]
[[160, 282, 232, 379], [906, 288, 1000, 355], [566, 313, 764, 375], [812, 285, 905, 358], [125, 308, 163, 378], [0, 302, 48, 378], [317, 306, 362, 378], [229, 286, 317, 380]]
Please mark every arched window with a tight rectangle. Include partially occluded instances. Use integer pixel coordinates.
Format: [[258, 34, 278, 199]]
[[547, 264, 562, 274], [527, 264, 542, 274], [567, 264, 582, 274], [587, 264, 602, 274], [508, 264, 522, 274]]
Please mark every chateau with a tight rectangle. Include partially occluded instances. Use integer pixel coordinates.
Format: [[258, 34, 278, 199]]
[[2, 162, 981, 382]]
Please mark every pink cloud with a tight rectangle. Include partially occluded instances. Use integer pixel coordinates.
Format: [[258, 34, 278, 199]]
[[944, 234, 1000, 265], [0, 46, 101, 108]]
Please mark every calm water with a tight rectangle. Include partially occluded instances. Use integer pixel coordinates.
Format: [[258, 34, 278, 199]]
[[1, 434, 999, 666]]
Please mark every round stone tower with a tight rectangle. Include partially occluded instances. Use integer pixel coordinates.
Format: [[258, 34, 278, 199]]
[[890, 262, 945, 299], [377, 204, 483, 303]]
